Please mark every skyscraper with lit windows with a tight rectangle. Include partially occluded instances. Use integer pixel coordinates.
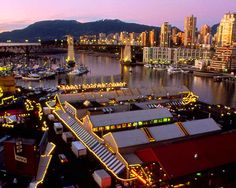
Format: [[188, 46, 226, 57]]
[[184, 15, 197, 48], [160, 22, 171, 47], [149, 29, 156, 47], [217, 13, 236, 47]]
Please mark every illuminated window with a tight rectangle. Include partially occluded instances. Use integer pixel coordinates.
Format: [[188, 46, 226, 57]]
[[127, 123, 132, 127], [99, 127, 104, 131], [154, 120, 158, 124], [93, 128, 98, 132], [122, 124, 127, 128], [159, 119, 163, 123], [105, 126, 110, 131], [138, 121, 143, 126], [116, 125, 121, 129], [111, 125, 115, 130], [167, 118, 171, 122], [163, 118, 168, 122], [133, 122, 137, 127]]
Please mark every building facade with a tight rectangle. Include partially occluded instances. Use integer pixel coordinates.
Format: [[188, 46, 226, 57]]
[[198, 24, 212, 48], [210, 45, 236, 71], [184, 15, 197, 47], [217, 13, 236, 47], [143, 47, 210, 64], [149, 29, 156, 47], [160, 22, 171, 47]]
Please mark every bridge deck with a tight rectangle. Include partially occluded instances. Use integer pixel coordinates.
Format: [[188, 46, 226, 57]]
[[0, 42, 41, 47]]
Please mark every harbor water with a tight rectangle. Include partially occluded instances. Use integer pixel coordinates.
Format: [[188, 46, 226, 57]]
[[15, 52, 236, 107]]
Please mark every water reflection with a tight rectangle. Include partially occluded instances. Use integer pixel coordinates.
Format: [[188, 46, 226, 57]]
[[16, 53, 236, 107]]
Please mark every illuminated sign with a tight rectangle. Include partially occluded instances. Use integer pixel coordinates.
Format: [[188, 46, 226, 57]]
[[58, 82, 127, 91], [14, 140, 28, 164], [181, 91, 199, 105], [25, 99, 34, 111], [15, 154, 27, 163]]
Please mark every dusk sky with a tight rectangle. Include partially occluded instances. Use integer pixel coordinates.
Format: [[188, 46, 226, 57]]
[[0, 0, 236, 32]]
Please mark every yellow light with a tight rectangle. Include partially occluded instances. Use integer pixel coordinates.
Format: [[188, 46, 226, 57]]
[[0, 95, 17, 106], [131, 169, 147, 185], [181, 91, 199, 105], [0, 87, 3, 97]]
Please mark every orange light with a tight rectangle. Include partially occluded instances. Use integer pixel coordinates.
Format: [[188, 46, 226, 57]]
[[131, 169, 147, 185]]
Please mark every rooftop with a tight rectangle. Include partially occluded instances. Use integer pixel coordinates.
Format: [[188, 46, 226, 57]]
[[89, 108, 173, 127], [148, 123, 185, 141], [111, 129, 149, 148], [182, 118, 221, 135], [136, 131, 236, 179]]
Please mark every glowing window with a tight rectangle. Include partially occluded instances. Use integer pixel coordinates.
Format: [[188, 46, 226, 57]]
[[111, 125, 115, 130], [163, 118, 167, 122], [99, 127, 104, 131], [122, 124, 127, 128], [116, 125, 121, 129], [133, 122, 137, 127], [138, 121, 143, 126], [105, 126, 110, 131]]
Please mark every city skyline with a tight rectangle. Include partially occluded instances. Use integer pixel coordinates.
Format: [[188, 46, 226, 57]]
[[0, 0, 236, 32]]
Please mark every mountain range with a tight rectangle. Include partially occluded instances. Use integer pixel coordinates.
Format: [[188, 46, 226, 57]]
[[0, 19, 160, 42], [0, 19, 219, 42]]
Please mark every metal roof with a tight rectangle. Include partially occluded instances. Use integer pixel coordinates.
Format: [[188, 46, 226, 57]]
[[111, 129, 149, 148], [89, 108, 173, 127], [148, 124, 185, 141], [136, 131, 236, 179], [183, 118, 221, 135]]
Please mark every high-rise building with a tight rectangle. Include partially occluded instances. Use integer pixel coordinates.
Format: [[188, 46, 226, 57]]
[[140, 31, 148, 46], [149, 29, 156, 47], [199, 25, 211, 43], [184, 15, 197, 47], [160, 22, 171, 47], [217, 13, 236, 47], [198, 24, 212, 48], [119, 31, 129, 44], [129, 32, 135, 45]]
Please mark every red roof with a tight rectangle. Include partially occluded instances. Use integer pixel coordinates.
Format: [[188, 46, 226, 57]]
[[136, 131, 236, 179]]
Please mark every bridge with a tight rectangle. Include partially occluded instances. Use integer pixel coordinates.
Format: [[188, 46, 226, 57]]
[[0, 41, 143, 63], [0, 42, 41, 54]]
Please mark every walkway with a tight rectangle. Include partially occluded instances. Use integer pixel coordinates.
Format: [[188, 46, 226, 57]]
[[54, 109, 126, 176]]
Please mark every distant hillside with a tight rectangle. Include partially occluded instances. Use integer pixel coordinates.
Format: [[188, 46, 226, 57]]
[[211, 23, 219, 35], [0, 19, 160, 42]]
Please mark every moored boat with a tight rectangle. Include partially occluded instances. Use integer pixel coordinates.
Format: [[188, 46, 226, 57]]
[[68, 64, 89, 76], [22, 73, 41, 81]]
